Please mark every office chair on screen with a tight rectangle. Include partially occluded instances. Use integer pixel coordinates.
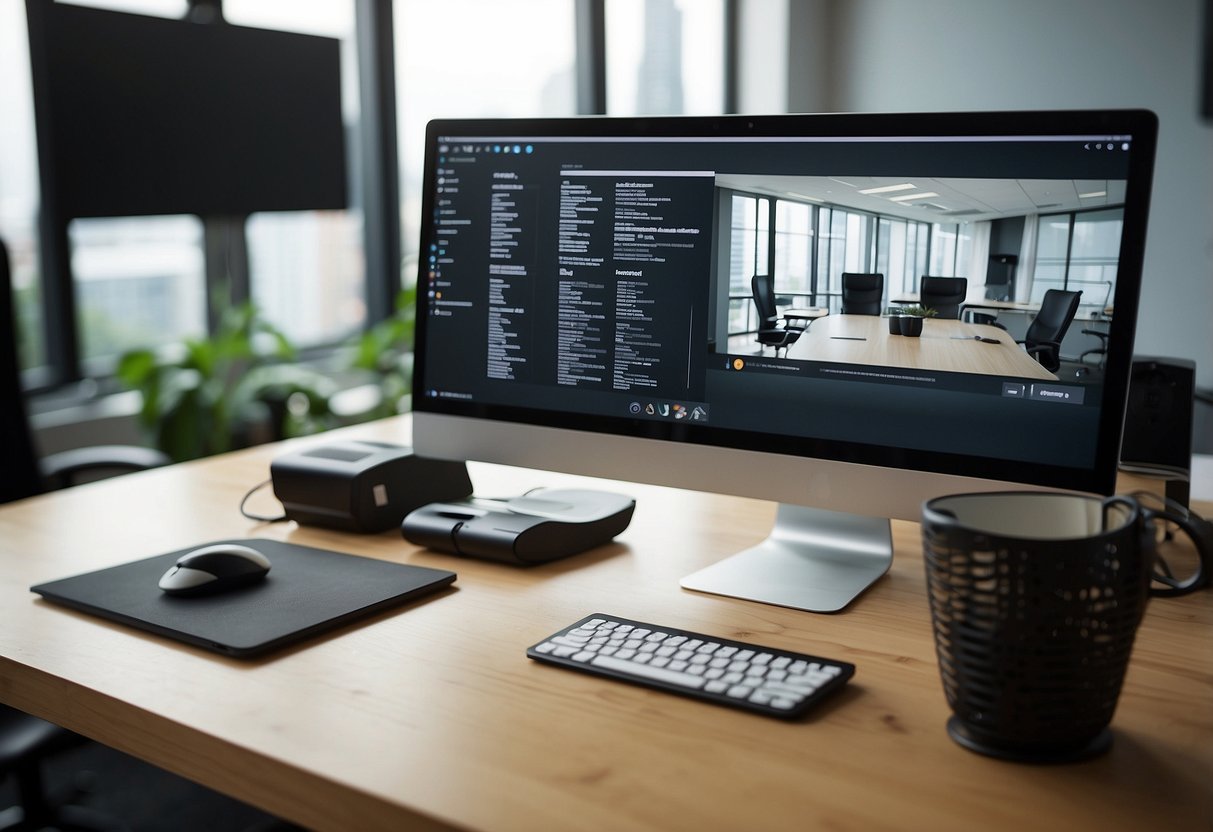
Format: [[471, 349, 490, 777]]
[[919, 276, 967, 319], [1020, 289, 1082, 373], [1, 237, 155, 831], [1078, 312, 1112, 372], [840, 272, 884, 315], [751, 275, 802, 356]]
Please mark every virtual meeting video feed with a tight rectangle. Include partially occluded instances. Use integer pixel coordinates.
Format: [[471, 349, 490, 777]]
[[710, 174, 1127, 376], [418, 134, 1133, 469]]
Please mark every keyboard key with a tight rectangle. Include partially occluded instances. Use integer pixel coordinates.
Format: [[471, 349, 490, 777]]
[[591, 654, 706, 689], [527, 614, 854, 719]]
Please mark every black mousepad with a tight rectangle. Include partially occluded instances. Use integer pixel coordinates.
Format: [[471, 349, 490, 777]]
[[30, 539, 456, 658]]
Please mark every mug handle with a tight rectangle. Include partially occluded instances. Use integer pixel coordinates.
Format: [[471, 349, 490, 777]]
[[1132, 495, 1213, 597]]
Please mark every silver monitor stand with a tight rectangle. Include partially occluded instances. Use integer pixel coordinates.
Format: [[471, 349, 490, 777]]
[[680, 504, 893, 613]]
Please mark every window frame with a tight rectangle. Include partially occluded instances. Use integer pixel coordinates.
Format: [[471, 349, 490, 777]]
[[1031, 204, 1125, 309]]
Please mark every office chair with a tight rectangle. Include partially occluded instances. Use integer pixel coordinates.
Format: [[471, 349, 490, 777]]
[[751, 275, 802, 356], [1020, 289, 1082, 373], [840, 272, 884, 316], [919, 276, 967, 319], [1078, 314, 1112, 372], [1, 239, 168, 502], [1, 237, 154, 831]]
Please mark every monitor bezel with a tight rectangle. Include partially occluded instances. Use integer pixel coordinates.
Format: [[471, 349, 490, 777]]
[[411, 109, 1158, 500]]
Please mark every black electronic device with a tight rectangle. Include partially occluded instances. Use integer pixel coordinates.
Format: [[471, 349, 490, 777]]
[[1121, 356, 1196, 507], [410, 109, 1159, 613], [402, 488, 635, 564], [27, 1, 346, 218], [271, 440, 473, 533]]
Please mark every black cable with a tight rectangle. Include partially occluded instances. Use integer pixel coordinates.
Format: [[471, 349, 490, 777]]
[[1128, 490, 1213, 595], [239, 478, 288, 523]]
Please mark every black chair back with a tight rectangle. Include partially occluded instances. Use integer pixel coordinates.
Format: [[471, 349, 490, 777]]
[[920, 276, 967, 319], [0, 239, 44, 504], [1027, 289, 1082, 344], [841, 272, 884, 316], [751, 274, 778, 325]]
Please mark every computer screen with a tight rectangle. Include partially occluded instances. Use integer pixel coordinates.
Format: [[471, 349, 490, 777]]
[[411, 110, 1157, 612]]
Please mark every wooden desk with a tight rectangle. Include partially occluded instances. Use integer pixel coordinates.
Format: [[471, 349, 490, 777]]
[[786, 313, 1058, 380], [1, 417, 1210, 832]]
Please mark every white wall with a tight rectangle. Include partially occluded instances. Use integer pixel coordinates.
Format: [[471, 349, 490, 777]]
[[771, 0, 1213, 387]]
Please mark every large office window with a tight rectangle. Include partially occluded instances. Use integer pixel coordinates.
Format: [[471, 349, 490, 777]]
[[395, 0, 578, 282], [1028, 208, 1122, 306], [9, 0, 369, 386], [773, 200, 813, 297], [12, 0, 202, 377], [4, 0, 731, 393], [727, 190, 991, 336], [0, 0, 44, 371], [68, 215, 205, 362], [928, 221, 991, 289], [606, 0, 725, 116], [226, 0, 368, 348], [1062, 208, 1122, 308], [928, 223, 959, 276], [817, 206, 874, 306], [875, 217, 929, 296], [245, 211, 366, 347], [727, 194, 768, 332]]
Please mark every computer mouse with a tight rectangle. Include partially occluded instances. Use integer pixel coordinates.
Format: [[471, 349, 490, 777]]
[[158, 543, 272, 597]]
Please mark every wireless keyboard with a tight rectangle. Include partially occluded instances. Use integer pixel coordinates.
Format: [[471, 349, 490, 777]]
[[527, 613, 854, 719]]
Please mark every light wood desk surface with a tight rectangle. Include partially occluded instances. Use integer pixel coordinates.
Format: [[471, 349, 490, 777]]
[[1, 416, 1210, 832], [786, 313, 1058, 380]]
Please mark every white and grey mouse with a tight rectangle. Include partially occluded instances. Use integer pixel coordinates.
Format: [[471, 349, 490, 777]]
[[158, 543, 272, 597]]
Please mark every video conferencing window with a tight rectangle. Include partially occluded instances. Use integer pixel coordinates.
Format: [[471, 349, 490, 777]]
[[417, 131, 1134, 472]]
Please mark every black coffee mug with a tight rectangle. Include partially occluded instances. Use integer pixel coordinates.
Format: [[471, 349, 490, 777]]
[[921, 491, 1208, 763]]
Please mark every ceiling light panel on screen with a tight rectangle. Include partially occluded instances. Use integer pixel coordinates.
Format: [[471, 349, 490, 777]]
[[888, 191, 940, 202], [858, 183, 918, 195]]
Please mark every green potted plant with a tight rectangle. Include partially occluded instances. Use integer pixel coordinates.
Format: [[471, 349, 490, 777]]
[[117, 300, 338, 462], [897, 304, 937, 337]]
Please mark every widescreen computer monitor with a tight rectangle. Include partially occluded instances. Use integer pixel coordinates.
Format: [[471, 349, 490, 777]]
[[411, 109, 1158, 612]]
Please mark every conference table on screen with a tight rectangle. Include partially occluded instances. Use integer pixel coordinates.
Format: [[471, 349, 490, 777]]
[[785, 313, 1058, 380], [0, 415, 1209, 832], [891, 294, 1042, 315]]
